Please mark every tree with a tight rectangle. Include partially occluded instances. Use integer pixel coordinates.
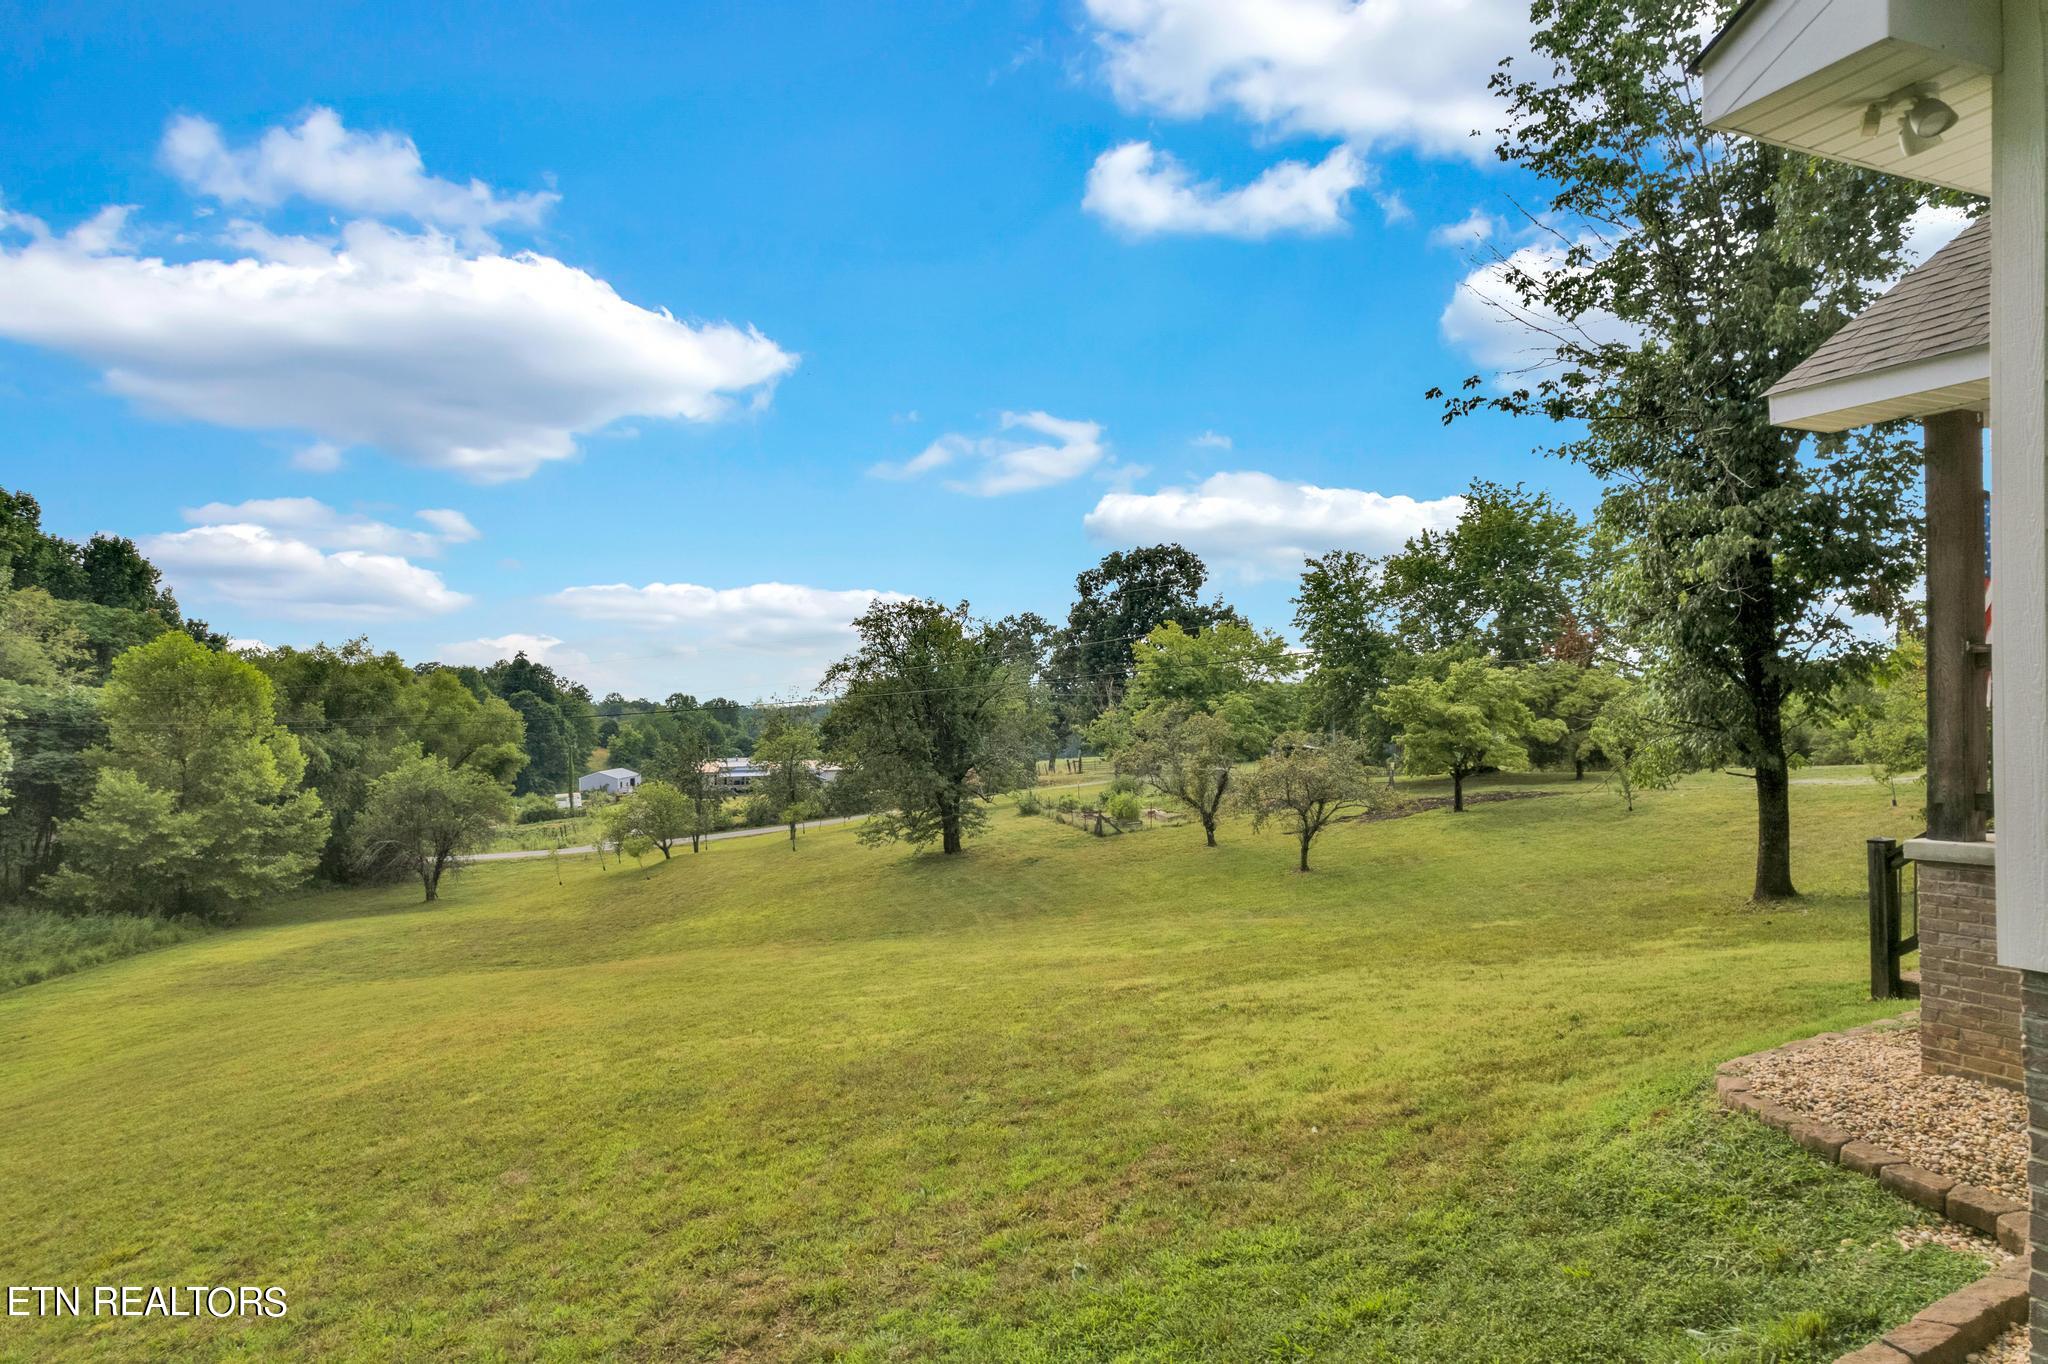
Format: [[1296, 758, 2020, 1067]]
[[1588, 686, 1683, 812], [469, 652, 597, 797], [357, 753, 512, 901], [1235, 732, 1386, 872], [1294, 550, 1398, 739], [1379, 658, 1560, 812], [1851, 639, 1928, 807], [45, 632, 327, 918], [1376, 482, 1589, 664], [1114, 703, 1238, 847], [1061, 545, 1242, 718], [647, 711, 726, 852], [1432, 0, 1935, 897], [1523, 661, 1624, 780], [753, 716, 823, 850], [823, 599, 1039, 855], [624, 781, 696, 858]]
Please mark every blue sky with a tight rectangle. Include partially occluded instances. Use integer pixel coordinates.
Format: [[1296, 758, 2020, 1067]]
[[1, 0, 1636, 700]]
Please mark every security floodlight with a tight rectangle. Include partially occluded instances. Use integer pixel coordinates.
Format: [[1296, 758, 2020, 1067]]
[[1905, 96, 1958, 141]]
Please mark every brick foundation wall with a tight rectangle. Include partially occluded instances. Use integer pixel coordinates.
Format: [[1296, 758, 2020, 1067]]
[[1921, 860, 2023, 1089]]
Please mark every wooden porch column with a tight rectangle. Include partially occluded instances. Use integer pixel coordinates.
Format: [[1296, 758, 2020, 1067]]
[[1924, 411, 1990, 841]]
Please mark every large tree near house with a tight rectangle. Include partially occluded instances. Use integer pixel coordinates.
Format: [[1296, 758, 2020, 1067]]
[[1434, 0, 1936, 898]]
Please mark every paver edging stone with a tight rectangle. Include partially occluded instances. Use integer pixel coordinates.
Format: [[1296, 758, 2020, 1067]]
[[1713, 1015, 2027, 1364]]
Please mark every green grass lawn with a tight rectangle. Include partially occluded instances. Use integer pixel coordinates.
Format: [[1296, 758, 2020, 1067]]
[[0, 769, 1978, 1362]]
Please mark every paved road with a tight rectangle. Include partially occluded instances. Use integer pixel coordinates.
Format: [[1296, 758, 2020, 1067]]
[[466, 814, 865, 862]]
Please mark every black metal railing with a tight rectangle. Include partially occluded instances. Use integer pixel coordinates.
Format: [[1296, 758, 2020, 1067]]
[[1866, 837, 1919, 1000]]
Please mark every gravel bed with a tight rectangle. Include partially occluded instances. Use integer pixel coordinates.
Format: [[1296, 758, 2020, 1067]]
[[1970, 1324, 2025, 1363], [1726, 1022, 2027, 1203]]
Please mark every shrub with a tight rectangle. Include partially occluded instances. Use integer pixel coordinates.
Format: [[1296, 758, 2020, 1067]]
[[1015, 791, 1042, 817], [0, 909, 210, 993], [514, 794, 563, 824], [1056, 794, 1081, 814], [1107, 775, 1141, 797], [1103, 791, 1144, 826]]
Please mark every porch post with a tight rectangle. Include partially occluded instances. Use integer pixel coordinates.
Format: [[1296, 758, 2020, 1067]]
[[1923, 411, 1989, 842], [1990, 2, 2048, 1358]]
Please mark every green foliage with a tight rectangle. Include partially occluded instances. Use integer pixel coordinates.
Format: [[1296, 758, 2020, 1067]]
[[603, 780, 697, 859], [1235, 731, 1388, 871], [1522, 661, 1625, 777], [1013, 790, 1042, 817], [357, 752, 513, 901], [1588, 686, 1685, 812], [1059, 544, 1241, 719], [1377, 481, 1591, 664], [1112, 703, 1240, 847], [513, 793, 563, 824], [1293, 549, 1397, 739], [0, 485, 217, 644], [254, 640, 526, 881], [1849, 639, 1928, 806], [456, 651, 597, 797], [1102, 790, 1143, 827], [753, 713, 825, 848], [0, 906, 209, 992], [1379, 658, 1562, 811], [43, 633, 327, 919], [1433, 0, 1940, 896], [824, 599, 1041, 855]]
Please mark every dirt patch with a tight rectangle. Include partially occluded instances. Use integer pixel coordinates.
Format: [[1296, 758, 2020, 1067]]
[[1347, 790, 1561, 823]]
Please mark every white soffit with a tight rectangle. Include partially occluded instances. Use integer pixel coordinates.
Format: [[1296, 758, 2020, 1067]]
[[1699, 0, 1999, 194], [1768, 346, 1989, 431]]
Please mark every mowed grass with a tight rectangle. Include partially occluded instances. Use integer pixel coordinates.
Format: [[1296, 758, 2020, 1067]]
[[0, 770, 1977, 1362]]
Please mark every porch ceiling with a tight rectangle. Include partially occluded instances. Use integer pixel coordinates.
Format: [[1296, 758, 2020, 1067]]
[[1697, 0, 1998, 195]]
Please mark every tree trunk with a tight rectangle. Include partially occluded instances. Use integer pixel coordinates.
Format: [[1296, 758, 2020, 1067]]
[[942, 815, 963, 854], [787, 821, 797, 850], [1752, 751, 1796, 900], [1452, 770, 1466, 812], [1298, 833, 1312, 872], [1203, 818, 1217, 848], [1574, 758, 1585, 781], [659, 843, 671, 859]]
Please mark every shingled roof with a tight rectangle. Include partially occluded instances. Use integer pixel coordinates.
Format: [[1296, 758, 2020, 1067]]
[[1767, 216, 1991, 433]]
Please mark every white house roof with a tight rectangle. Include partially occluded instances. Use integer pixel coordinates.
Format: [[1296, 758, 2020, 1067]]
[[1767, 216, 1990, 432], [1696, 0, 1998, 195]]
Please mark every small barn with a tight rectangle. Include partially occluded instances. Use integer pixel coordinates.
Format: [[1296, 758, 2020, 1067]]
[[578, 768, 641, 796]]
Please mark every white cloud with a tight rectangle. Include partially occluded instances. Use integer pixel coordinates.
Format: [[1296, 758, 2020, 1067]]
[[1439, 241, 1641, 387], [162, 109, 557, 245], [871, 410, 1108, 495], [1083, 141, 1366, 238], [140, 523, 470, 619], [1084, 0, 1527, 159], [1084, 470, 1465, 576], [542, 581, 917, 697], [1429, 208, 1500, 250], [179, 497, 480, 557], [1192, 429, 1232, 449], [291, 441, 344, 473], [0, 117, 796, 483], [547, 581, 911, 649], [435, 632, 590, 672]]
